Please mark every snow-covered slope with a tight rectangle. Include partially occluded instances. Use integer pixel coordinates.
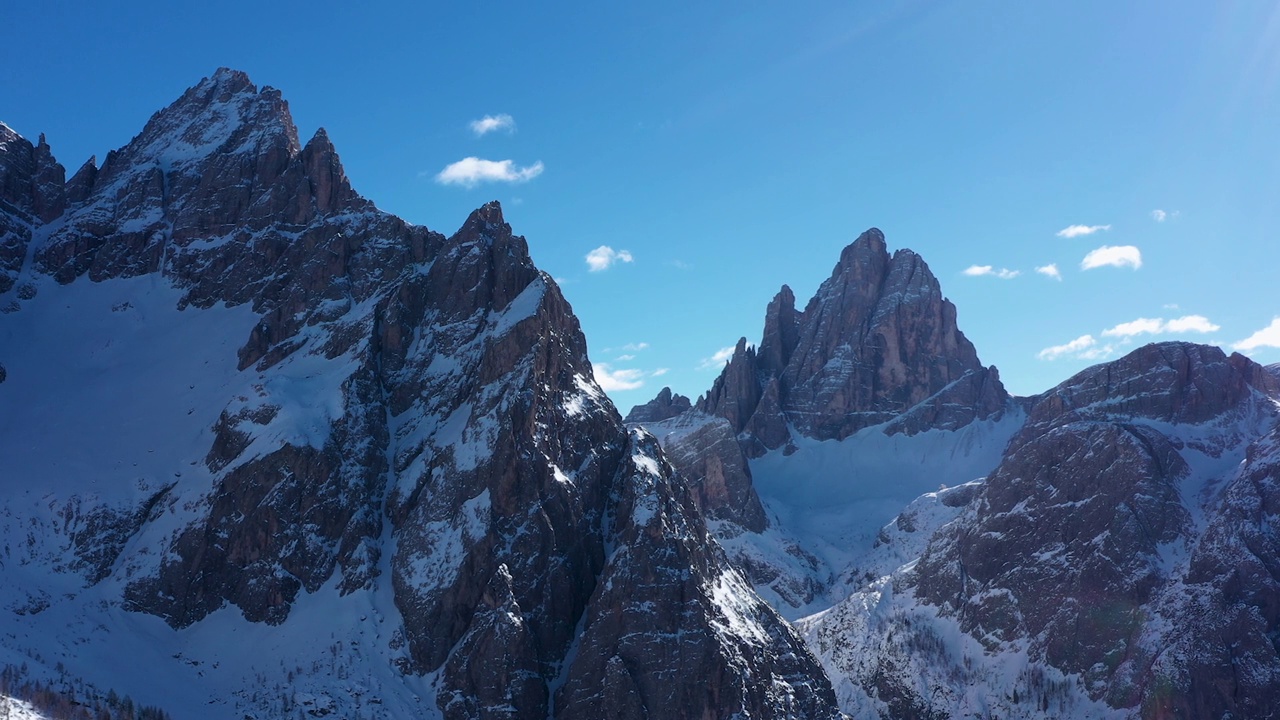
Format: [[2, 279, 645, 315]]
[[639, 408, 1025, 618]]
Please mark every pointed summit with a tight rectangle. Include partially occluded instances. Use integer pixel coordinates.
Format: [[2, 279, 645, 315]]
[[468, 199, 507, 228], [655, 227, 1008, 453], [301, 127, 358, 215], [452, 201, 513, 248], [102, 68, 300, 180], [33, 69, 373, 283]]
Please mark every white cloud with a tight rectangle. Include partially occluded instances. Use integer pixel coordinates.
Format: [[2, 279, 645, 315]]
[[615, 354, 635, 361], [698, 345, 737, 370], [1165, 315, 1221, 333], [1118, 315, 1223, 337], [435, 157, 544, 188], [1035, 264, 1062, 281], [963, 265, 1020, 279], [585, 246, 634, 272], [1081, 245, 1142, 270], [592, 363, 671, 392], [1151, 209, 1167, 222], [592, 363, 646, 392], [623, 342, 649, 352], [1078, 344, 1116, 360], [1057, 224, 1111, 238], [1233, 318, 1280, 352], [1037, 334, 1115, 361], [469, 114, 516, 136], [1101, 318, 1164, 337]]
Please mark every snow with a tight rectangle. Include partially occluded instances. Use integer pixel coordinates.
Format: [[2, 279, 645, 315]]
[[485, 277, 545, 337], [707, 569, 770, 645], [798, 578, 1124, 719], [738, 411, 1024, 616], [0, 696, 49, 720], [404, 490, 489, 593]]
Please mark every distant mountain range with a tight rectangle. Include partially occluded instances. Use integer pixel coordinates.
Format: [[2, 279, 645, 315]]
[[2, 69, 1276, 719]]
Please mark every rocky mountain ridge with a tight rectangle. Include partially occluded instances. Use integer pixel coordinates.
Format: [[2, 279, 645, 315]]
[[628, 227, 1023, 616], [801, 341, 1280, 718], [6, 67, 1279, 720], [0, 69, 842, 719], [630, 232, 1280, 716]]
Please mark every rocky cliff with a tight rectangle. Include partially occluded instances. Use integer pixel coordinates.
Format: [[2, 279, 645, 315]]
[[692, 228, 1010, 455], [0, 69, 842, 720], [803, 342, 1280, 718]]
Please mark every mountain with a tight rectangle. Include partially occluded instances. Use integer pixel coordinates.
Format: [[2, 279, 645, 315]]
[[630, 230, 1280, 717], [627, 228, 1023, 615], [802, 342, 1280, 718], [693, 228, 1010, 454], [0, 69, 842, 719]]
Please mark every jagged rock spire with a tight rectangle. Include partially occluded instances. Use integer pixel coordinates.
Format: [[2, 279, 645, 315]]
[[691, 227, 1007, 452]]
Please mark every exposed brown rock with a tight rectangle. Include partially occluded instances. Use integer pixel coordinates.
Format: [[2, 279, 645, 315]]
[[695, 337, 764, 434], [622, 386, 691, 424], [659, 416, 768, 532], [679, 228, 1008, 460], [65, 156, 98, 204], [555, 430, 842, 720]]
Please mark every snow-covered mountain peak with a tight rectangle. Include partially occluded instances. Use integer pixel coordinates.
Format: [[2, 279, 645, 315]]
[[108, 68, 298, 175], [1, 70, 844, 719]]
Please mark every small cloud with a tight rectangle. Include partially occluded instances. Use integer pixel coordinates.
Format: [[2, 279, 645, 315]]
[[963, 265, 1020, 279], [1163, 303, 1180, 310], [591, 363, 670, 393], [593, 363, 646, 392], [1151, 209, 1167, 222], [469, 114, 516, 136], [1101, 318, 1164, 337], [1035, 264, 1062, 281], [1233, 317, 1280, 352], [585, 246, 634, 272], [698, 345, 737, 370], [622, 342, 650, 352], [1100, 314, 1225, 339], [1165, 315, 1221, 333], [668, 259, 693, 271], [1081, 245, 1142, 270], [435, 157, 544, 188], [615, 354, 636, 361], [1078, 344, 1116, 360], [1037, 334, 1114, 361], [1057, 224, 1112, 238]]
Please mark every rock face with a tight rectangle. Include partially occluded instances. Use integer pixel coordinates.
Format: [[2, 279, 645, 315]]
[[622, 385, 691, 424], [0, 124, 66, 294], [0, 70, 841, 719], [690, 229, 1009, 455], [630, 229, 1011, 530], [628, 229, 1017, 619], [804, 341, 1280, 718]]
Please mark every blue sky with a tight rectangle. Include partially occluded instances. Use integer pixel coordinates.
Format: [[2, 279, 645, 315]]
[[5, 1, 1279, 409]]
